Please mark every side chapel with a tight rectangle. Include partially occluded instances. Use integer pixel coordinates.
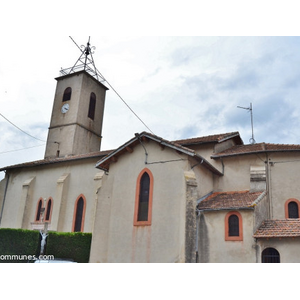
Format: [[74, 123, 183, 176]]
[[1, 40, 300, 263]]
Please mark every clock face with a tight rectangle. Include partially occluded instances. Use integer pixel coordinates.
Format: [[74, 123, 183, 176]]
[[61, 103, 69, 114]]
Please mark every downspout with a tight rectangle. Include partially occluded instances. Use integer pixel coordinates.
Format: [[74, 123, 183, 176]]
[[265, 153, 272, 219], [220, 158, 225, 175], [0, 171, 10, 226], [191, 159, 203, 169], [195, 209, 201, 263], [135, 133, 148, 164]]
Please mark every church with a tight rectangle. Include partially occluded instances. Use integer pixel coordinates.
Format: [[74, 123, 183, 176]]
[[1, 40, 300, 263]]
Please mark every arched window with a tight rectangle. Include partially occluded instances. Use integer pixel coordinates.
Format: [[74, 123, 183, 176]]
[[285, 199, 300, 219], [228, 214, 239, 236], [88, 92, 96, 120], [62, 87, 72, 102], [134, 168, 154, 226], [72, 195, 86, 232], [45, 198, 53, 222], [225, 211, 243, 241], [288, 201, 299, 218], [262, 247, 280, 263], [35, 199, 44, 222]]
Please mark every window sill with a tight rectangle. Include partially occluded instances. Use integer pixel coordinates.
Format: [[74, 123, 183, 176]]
[[134, 221, 151, 226], [225, 236, 243, 241]]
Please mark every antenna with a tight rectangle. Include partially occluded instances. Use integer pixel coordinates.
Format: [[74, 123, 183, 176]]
[[237, 102, 255, 144]]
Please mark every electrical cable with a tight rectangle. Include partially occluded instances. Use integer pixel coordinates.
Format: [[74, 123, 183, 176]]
[[101, 77, 155, 135], [0, 113, 46, 142], [146, 158, 187, 165], [69, 36, 83, 52], [69, 36, 155, 135], [271, 159, 300, 165], [0, 143, 45, 154]]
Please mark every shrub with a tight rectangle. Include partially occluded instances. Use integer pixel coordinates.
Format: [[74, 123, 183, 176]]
[[0, 228, 92, 263], [46, 231, 92, 263]]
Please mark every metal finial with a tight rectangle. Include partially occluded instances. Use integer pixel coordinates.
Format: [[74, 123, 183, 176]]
[[60, 37, 105, 83]]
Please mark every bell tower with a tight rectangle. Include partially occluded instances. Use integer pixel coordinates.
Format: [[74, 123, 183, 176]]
[[45, 38, 108, 158]]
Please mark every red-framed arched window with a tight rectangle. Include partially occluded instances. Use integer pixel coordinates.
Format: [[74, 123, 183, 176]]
[[45, 198, 53, 222], [35, 198, 44, 222], [72, 194, 86, 232], [134, 168, 154, 226], [225, 211, 243, 241], [35, 198, 53, 222], [285, 198, 300, 219]]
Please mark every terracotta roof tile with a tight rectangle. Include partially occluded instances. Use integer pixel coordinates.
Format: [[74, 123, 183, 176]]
[[0, 150, 112, 171], [173, 132, 242, 146], [212, 143, 300, 158], [197, 190, 264, 210], [253, 219, 300, 238]]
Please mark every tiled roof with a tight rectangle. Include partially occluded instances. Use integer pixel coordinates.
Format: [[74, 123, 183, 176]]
[[212, 143, 300, 158], [173, 132, 242, 146], [253, 219, 300, 238], [197, 190, 265, 210], [0, 150, 112, 171]]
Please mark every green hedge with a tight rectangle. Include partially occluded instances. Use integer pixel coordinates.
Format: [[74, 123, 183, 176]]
[[0, 228, 40, 263], [46, 231, 92, 263], [0, 228, 92, 263]]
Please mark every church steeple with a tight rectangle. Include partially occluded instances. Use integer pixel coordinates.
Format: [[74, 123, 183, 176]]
[[44, 37, 108, 159]]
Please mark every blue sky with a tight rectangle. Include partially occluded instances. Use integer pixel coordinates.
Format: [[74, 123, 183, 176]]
[[1, 36, 300, 180]]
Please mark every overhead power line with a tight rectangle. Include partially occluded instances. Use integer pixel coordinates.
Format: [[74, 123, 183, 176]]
[[103, 78, 155, 134], [0, 113, 46, 142], [0, 144, 45, 154], [69, 36, 155, 135]]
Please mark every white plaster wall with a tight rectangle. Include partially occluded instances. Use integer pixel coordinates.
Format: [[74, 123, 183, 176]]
[[191, 157, 214, 198], [214, 155, 266, 192], [199, 210, 256, 263], [257, 238, 300, 263], [90, 141, 192, 263], [186, 144, 223, 173], [267, 152, 300, 219], [0, 158, 101, 233]]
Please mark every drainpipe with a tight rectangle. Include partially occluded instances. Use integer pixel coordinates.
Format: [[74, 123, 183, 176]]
[[135, 133, 148, 164], [265, 153, 272, 219], [220, 158, 225, 175], [195, 209, 201, 263], [0, 171, 10, 226]]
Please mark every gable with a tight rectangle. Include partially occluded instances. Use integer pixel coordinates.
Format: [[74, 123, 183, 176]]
[[95, 132, 223, 176]]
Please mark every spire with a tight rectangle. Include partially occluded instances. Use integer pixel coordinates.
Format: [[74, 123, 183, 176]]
[[59, 37, 105, 83]]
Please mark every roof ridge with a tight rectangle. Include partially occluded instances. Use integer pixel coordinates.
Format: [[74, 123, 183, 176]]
[[212, 141, 300, 158], [0, 150, 111, 172], [173, 131, 241, 145]]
